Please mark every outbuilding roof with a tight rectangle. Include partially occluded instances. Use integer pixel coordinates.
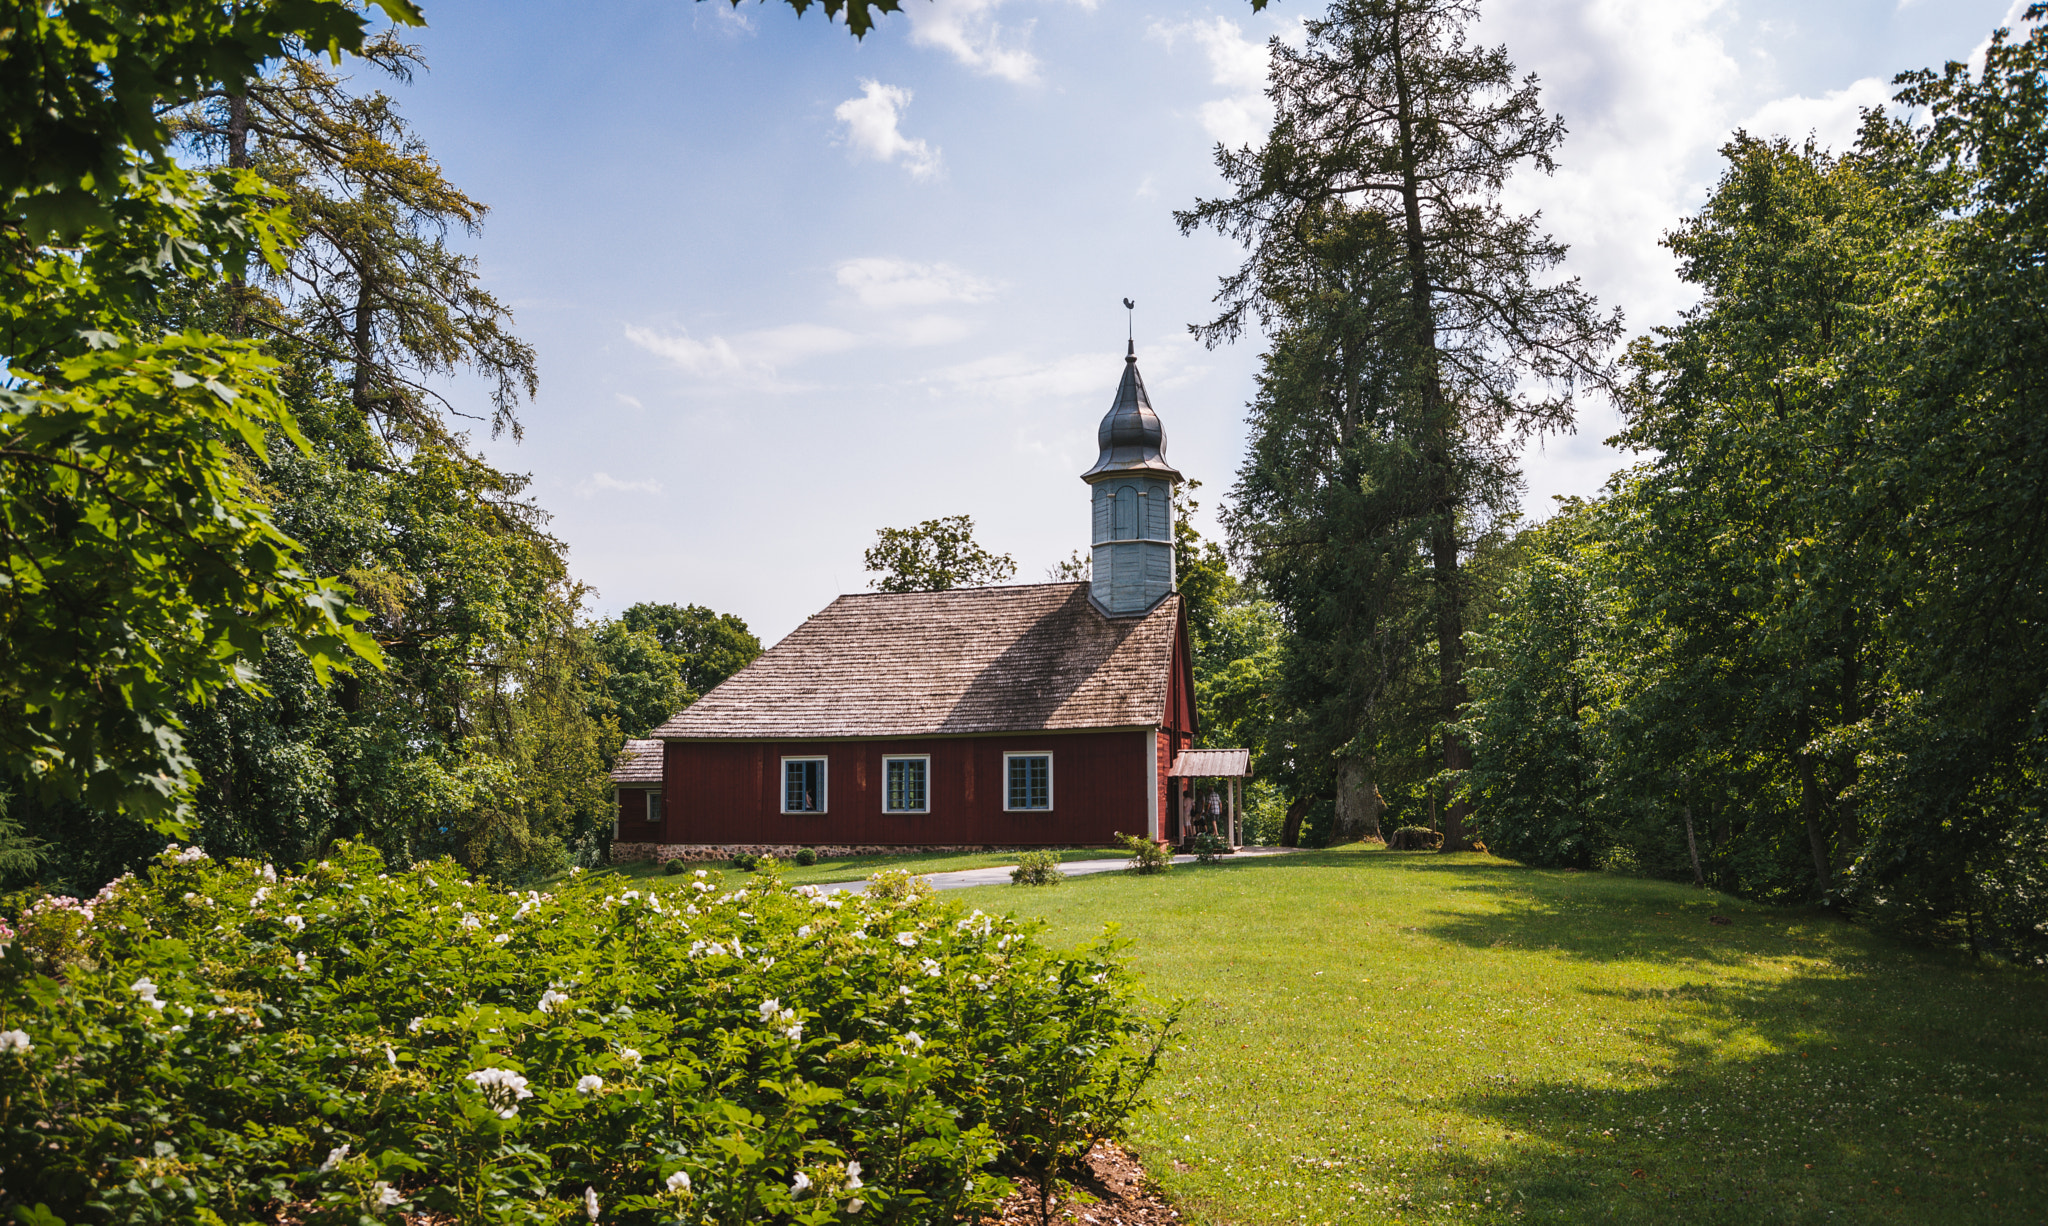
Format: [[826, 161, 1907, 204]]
[[648, 582, 1181, 741], [610, 738, 664, 784], [1168, 748, 1252, 778]]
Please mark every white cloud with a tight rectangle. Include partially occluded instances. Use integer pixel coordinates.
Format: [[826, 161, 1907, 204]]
[[888, 314, 975, 347], [921, 349, 1108, 408], [693, 1, 755, 36], [834, 81, 943, 180], [835, 257, 997, 308], [626, 305, 974, 390], [624, 321, 858, 388], [1151, 17, 1273, 148], [907, 0, 1042, 84], [1738, 77, 1891, 153], [577, 472, 664, 498], [1482, 0, 1745, 329]]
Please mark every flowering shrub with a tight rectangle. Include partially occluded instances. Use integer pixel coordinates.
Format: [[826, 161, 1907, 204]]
[[1010, 851, 1063, 886], [1113, 832, 1172, 875], [0, 843, 1170, 1224]]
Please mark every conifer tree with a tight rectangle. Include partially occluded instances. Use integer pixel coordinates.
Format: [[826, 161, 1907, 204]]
[[1182, 0, 1619, 847]]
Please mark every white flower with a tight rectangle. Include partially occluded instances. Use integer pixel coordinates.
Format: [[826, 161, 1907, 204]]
[[296, 952, 310, 971], [459, 912, 482, 931], [464, 1067, 534, 1118], [759, 999, 803, 1042], [408, 1016, 423, 1033], [584, 1186, 601, 1221], [666, 1170, 692, 1194], [0, 1029, 29, 1054], [538, 988, 570, 1014], [250, 886, 270, 906], [845, 1161, 863, 1190], [374, 1180, 402, 1206], [321, 1142, 350, 1172], [130, 977, 165, 1010], [694, 869, 708, 878], [902, 1031, 924, 1051], [492, 933, 511, 945], [166, 844, 208, 864], [794, 884, 822, 898], [920, 957, 942, 978], [577, 1074, 604, 1095], [791, 1170, 812, 1195], [897, 985, 913, 999], [894, 931, 918, 947], [283, 914, 306, 932], [847, 1198, 865, 1214], [385, 1044, 398, 1068], [260, 863, 277, 882], [618, 1048, 642, 1069], [796, 925, 811, 939]]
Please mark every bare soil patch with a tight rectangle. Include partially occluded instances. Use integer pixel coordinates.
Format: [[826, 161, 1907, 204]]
[[981, 1141, 1182, 1226]]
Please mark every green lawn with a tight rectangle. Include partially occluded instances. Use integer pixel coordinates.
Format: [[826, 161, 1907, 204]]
[[955, 845, 2047, 1226], [576, 846, 1116, 889]]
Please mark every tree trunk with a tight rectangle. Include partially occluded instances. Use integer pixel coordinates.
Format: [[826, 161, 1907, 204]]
[[1795, 706, 1831, 893], [1333, 758, 1385, 844], [1834, 644, 1862, 874], [1683, 803, 1704, 887], [225, 90, 252, 335], [1281, 796, 1310, 847], [1433, 522, 1474, 850], [1390, 1, 1473, 851], [351, 273, 377, 414]]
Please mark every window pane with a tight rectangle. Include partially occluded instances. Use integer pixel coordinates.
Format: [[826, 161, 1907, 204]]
[[885, 759, 927, 812], [786, 761, 822, 812], [1008, 755, 1049, 809], [646, 791, 662, 823]]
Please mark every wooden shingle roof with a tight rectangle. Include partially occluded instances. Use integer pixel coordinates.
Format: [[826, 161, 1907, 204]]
[[649, 582, 1180, 740], [610, 738, 664, 784]]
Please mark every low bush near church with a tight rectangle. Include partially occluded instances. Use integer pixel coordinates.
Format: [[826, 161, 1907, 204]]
[[1010, 849, 1063, 886], [0, 843, 1170, 1224], [1114, 832, 1172, 875]]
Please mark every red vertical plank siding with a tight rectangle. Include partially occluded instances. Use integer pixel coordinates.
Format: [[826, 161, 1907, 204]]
[[662, 730, 1154, 847]]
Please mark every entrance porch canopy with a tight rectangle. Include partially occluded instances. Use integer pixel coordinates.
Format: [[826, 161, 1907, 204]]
[[1167, 749, 1251, 846]]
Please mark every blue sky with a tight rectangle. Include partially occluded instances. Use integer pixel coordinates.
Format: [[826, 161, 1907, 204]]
[[383, 0, 2027, 644]]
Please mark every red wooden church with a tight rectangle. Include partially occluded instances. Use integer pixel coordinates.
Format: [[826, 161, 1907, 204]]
[[610, 342, 1218, 861]]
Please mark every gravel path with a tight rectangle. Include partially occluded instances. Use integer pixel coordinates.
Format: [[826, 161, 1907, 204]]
[[817, 846, 1299, 893]]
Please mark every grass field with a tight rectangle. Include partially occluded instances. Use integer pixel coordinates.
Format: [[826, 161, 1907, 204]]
[[576, 846, 1115, 889], [953, 845, 2047, 1226]]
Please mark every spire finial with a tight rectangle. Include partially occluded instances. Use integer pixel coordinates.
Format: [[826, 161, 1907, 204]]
[[1122, 297, 1136, 359]]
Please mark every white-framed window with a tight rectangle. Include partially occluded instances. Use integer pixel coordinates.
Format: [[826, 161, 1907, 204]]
[[883, 756, 930, 813], [1004, 752, 1053, 811], [644, 790, 663, 823], [782, 757, 827, 814]]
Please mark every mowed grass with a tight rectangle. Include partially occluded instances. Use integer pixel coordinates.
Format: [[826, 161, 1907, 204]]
[[578, 847, 1113, 889], [956, 845, 2048, 1226]]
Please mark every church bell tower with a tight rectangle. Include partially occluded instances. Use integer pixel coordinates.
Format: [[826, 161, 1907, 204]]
[[1082, 340, 1182, 616]]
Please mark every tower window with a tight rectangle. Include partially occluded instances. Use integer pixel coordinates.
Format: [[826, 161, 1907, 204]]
[[782, 757, 827, 813], [883, 756, 930, 813], [1004, 753, 1053, 811], [1113, 486, 1138, 540]]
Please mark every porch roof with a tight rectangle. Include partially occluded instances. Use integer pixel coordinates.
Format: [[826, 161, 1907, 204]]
[[1168, 748, 1251, 778]]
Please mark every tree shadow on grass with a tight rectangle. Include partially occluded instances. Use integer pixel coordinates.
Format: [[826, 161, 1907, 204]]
[[1423, 963, 2048, 1226]]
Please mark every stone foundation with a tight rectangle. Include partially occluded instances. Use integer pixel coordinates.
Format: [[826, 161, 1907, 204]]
[[609, 842, 1094, 865]]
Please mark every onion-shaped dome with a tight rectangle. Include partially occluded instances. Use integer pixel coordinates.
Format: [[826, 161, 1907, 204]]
[[1081, 341, 1183, 481]]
